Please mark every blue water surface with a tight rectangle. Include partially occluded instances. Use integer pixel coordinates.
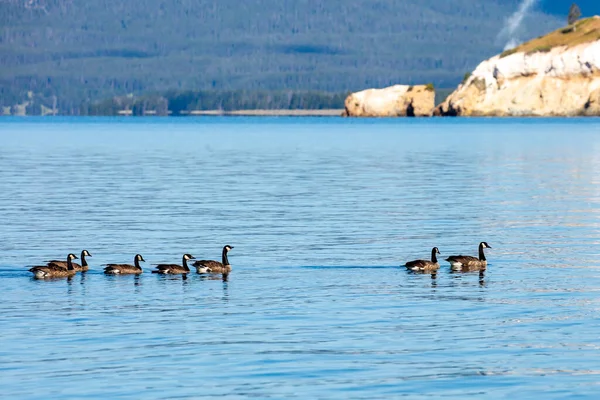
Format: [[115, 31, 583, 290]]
[[1, 117, 600, 399]]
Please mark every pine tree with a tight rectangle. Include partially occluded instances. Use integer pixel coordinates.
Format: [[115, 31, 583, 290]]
[[568, 3, 582, 28]]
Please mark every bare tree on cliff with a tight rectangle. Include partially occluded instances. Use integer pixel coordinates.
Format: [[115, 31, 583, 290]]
[[568, 3, 582, 30]]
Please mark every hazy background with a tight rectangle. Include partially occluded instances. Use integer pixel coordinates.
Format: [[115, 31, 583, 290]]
[[2, 0, 599, 112]]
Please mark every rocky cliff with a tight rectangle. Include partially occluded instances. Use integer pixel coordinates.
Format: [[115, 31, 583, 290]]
[[435, 17, 600, 117], [344, 85, 435, 117]]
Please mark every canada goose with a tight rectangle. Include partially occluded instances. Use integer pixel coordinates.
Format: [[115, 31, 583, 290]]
[[152, 254, 195, 275], [104, 254, 145, 275], [446, 242, 491, 271], [193, 245, 234, 274], [405, 247, 440, 272], [46, 249, 92, 272], [30, 254, 78, 279]]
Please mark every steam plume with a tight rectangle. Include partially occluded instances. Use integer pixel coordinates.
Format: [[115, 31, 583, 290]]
[[498, 0, 539, 50]]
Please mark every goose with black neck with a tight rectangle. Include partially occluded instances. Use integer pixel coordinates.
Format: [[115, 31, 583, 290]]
[[446, 242, 491, 271], [30, 253, 79, 279], [194, 245, 234, 274], [152, 254, 195, 275], [405, 247, 440, 272]]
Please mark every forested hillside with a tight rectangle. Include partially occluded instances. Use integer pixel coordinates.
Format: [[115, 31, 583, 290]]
[[0, 0, 570, 114]]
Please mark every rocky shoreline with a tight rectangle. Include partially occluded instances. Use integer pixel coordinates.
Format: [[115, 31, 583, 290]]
[[345, 16, 600, 118]]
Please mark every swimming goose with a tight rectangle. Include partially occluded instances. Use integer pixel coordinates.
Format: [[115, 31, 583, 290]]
[[47, 249, 92, 272], [445, 242, 491, 271], [405, 247, 440, 272], [152, 254, 194, 275], [30, 253, 78, 279], [104, 254, 145, 275], [193, 245, 234, 274]]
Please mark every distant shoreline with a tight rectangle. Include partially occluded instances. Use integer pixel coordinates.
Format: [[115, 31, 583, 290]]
[[180, 109, 345, 117]]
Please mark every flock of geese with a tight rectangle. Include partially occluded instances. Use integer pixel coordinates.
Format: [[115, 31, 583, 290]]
[[405, 242, 491, 273], [28, 245, 234, 279], [27, 242, 491, 279]]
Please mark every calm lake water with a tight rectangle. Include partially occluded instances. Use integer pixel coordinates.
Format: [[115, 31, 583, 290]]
[[1, 117, 600, 398]]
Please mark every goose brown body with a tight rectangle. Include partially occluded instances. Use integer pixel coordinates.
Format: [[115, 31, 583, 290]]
[[152, 254, 194, 275], [194, 245, 234, 274], [104, 254, 145, 275], [446, 242, 491, 271], [47, 250, 91, 272], [30, 254, 78, 279], [405, 247, 440, 272]]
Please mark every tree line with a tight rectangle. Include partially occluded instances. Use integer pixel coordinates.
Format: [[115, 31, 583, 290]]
[[80, 90, 349, 116], [3, 88, 455, 116]]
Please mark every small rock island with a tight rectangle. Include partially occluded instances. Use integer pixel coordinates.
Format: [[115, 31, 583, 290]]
[[343, 84, 435, 117]]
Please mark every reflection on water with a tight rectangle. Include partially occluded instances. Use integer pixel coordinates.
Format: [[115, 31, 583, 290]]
[[1, 118, 600, 398]]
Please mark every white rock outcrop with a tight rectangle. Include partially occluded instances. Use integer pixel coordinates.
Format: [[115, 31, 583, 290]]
[[436, 33, 600, 116], [344, 85, 435, 117]]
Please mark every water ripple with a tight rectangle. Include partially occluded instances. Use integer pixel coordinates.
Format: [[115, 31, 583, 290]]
[[1, 118, 600, 398]]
